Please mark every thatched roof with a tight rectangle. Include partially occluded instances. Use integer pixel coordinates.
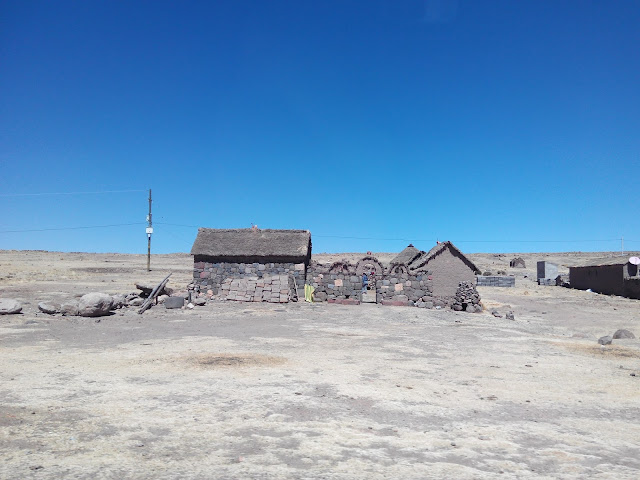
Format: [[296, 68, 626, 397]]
[[390, 244, 422, 267], [409, 241, 480, 273], [191, 228, 311, 262]]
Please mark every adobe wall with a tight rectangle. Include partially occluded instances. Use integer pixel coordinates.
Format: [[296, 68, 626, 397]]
[[425, 248, 477, 299], [193, 261, 306, 295], [570, 265, 624, 296]]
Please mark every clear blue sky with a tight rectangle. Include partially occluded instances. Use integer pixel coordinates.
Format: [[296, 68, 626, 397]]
[[1, 0, 638, 254]]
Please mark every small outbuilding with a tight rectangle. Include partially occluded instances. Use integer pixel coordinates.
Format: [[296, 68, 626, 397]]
[[191, 228, 311, 301], [569, 257, 640, 299], [407, 242, 481, 301], [510, 257, 526, 268]]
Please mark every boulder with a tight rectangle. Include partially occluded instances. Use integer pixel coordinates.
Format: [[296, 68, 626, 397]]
[[613, 329, 635, 340], [135, 282, 173, 297], [505, 311, 515, 320], [0, 299, 22, 315], [164, 296, 185, 309], [194, 297, 207, 306], [78, 293, 114, 317], [60, 301, 79, 316], [491, 310, 503, 318], [598, 336, 613, 345], [128, 297, 144, 307], [312, 291, 328, 302], [38, 302, 60, 315], [157, 295, 169, 305], [111, 295, 126, 309]]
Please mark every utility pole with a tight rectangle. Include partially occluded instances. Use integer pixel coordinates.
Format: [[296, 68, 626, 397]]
[[621, 236, 624, 256], [146, 189, 153, 271]]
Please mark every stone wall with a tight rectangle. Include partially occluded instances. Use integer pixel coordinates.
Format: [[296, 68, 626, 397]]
[[305, 262, 363, 302], [376, 272, 433, 306], [476, 276, 515, 287], [306, 261, 435, 307], [218, 275, 292, 303], [193, 261, 306, 296]]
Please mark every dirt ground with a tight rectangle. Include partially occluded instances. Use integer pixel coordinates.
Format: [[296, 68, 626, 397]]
[[1, 250, 639, 479]]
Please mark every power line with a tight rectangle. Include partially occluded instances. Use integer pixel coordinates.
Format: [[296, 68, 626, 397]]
[[155, 224, 626, 244], [0, 222, 145, 233], [0, 189, 147, 198]]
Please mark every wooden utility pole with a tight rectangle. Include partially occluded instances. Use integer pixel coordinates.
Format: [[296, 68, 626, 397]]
[[147, 189, 153, 271]]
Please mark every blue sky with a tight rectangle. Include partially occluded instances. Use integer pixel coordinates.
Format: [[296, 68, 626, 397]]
[[1, 0, 638, 254]]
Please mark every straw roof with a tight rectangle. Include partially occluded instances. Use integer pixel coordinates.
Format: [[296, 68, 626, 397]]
[[390, 244, 422, 266], [409, 241, 480, 273], [191, 228, 311, 262]]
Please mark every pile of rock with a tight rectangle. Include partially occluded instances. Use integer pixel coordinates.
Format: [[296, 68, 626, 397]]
[[599, 329, 635, 345], [219, 275, 293, 303], [38, 293, 121, 317], [451, 281, 482, 313]]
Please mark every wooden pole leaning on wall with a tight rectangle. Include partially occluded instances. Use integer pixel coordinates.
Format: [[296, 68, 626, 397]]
[[138, 273, 172, 314]]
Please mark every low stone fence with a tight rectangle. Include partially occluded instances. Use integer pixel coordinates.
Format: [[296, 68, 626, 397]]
[[376, 273, 433, 306], [194, 261, 306, 295], [476, 276, 515, 287], [305, 271, 363, 302], [306, 262, 434, 306]]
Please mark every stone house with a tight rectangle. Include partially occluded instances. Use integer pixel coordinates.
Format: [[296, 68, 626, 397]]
[[190, 228, 311, 302], [406, 241, 481, 303], [569, 257, 640, 299]]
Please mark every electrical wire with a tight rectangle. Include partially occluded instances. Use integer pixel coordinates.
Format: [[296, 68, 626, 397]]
[[0, 189, 147, 197], [0, 223, 145, 233]]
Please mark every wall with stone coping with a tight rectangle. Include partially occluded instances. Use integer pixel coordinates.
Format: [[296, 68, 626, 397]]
[[306, 262, 434, 307], [193, 261, 306, 297]]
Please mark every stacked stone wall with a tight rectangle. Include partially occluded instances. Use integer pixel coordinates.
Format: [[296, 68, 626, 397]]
[[305, 262, 362, 302], [219, 275, 292, 303], [376, 273, 433, 306], [476, 276, 515, 287], [306, 262, 434, 307], [194, 261, 305, 296]]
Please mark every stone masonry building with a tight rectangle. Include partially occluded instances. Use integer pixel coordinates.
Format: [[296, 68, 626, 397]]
[[191, 228, 311, 303]]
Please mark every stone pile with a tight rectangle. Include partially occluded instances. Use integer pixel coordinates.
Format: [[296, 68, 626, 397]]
[[219, 275, 292, 303], [37, 293, 120, 317], [452, 281, 482, 313]]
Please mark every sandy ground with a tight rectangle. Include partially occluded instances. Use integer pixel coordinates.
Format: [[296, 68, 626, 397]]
[[1, 250, 639, 479]]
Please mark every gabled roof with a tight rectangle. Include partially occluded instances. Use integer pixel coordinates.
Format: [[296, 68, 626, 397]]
[[390, 244, 422, 266], [408, 241, 480, 273], [190, 228, 311, 262]]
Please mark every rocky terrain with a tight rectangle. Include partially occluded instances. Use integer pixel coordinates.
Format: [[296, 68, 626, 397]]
[[1, 249, 639, 479]]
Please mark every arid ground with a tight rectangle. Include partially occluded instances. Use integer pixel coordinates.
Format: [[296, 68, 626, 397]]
[[1, 250, 639, 479]]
